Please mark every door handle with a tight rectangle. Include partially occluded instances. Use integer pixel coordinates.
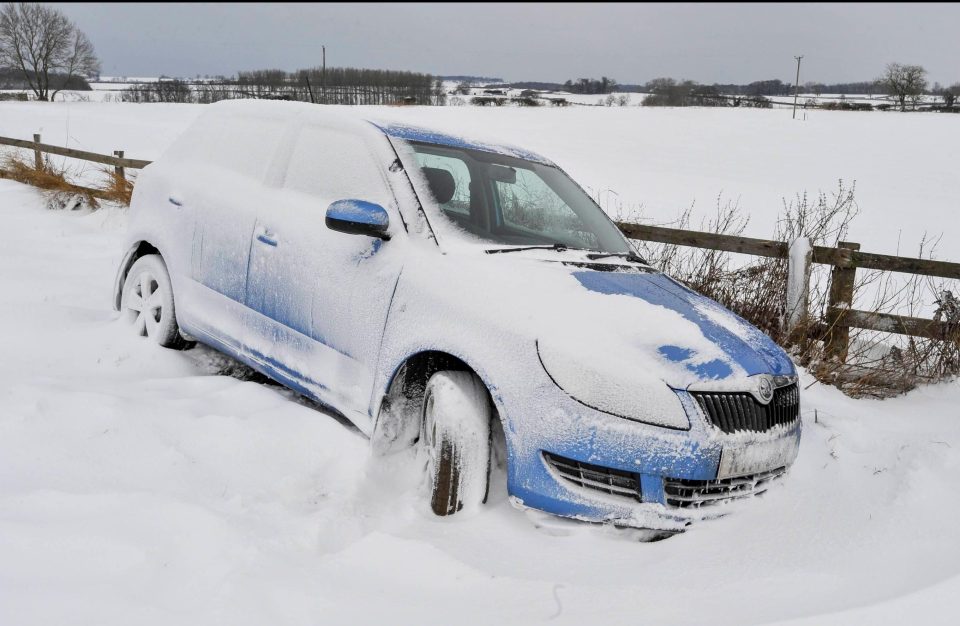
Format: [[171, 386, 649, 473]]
[[256, 230, 278, 247], [168, 195, 183, 207]]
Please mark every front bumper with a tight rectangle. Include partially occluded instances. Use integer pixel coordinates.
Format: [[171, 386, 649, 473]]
[[505, 389, 801, 530]]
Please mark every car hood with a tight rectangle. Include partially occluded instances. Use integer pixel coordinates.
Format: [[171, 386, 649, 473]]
[[508, 261, 795, 390]]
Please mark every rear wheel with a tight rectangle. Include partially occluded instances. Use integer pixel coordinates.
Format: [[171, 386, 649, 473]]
[[120, 254, 185, 348], [420, 370, 492, 516]]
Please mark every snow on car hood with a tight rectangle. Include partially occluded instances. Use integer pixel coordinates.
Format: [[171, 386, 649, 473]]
[[479, 257, 794, 392], [569, 268, 794, 381]]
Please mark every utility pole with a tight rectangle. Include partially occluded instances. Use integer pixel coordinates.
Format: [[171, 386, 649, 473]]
[[792, 55, 803, 119], [321, 45, 326, 104]]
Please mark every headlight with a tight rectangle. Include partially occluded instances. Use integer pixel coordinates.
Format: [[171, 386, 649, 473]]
[[537, 340, 690, 430]]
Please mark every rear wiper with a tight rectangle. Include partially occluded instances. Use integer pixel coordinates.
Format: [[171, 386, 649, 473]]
[[485, 243, 579, 255], [585, 251, 649, 264]]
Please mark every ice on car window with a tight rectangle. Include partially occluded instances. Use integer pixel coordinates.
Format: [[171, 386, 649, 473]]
[[283, 126, 391, 205]]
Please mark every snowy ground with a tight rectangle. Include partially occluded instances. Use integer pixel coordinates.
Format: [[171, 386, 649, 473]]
[[1, 180, 959, 624], [1, 102, 960, 624]]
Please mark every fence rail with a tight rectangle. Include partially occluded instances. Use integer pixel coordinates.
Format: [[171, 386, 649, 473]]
[[615, 221, 960, 362], [0, 133, 151, 201], [0, 135, 150, 169], [2, 133, 956, 365], [616, 222, 960, 280]]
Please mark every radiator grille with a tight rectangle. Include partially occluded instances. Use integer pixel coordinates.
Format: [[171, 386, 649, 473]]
[[543, 452, 641, 501], [690, 383, 799, 434], [664, 467, 784, 508]]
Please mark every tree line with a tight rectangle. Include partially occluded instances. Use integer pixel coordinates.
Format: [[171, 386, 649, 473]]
[[2, 3, 958, 112], [640, 79, 772, 108], [0, 66, 90, 91], [122, 67, 446, 105]]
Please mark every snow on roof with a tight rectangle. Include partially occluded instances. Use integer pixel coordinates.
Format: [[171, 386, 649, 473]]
[[203, 99, 553, 165]]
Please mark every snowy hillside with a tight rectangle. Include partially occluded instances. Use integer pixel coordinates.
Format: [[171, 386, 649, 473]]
[[1, 101, 959, 624]]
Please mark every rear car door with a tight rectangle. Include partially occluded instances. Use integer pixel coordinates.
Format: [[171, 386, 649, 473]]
[[172, 112, 288, 350]]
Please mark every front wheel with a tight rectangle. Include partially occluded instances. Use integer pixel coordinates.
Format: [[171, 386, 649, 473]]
[[120, 254, 185, 348], [420, 370, 492, 516]]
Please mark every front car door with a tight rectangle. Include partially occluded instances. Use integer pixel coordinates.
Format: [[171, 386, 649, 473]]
[[244, 121, 405, 431]]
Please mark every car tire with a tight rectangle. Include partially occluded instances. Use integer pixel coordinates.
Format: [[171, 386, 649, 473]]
[[120, 254, 185, 349], [420, 370, 492, 516]]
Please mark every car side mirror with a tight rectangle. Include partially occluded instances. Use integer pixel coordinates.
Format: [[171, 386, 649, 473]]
[[325, 199, 391, 240]]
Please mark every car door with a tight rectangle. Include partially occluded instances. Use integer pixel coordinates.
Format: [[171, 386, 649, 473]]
[[175, 112, 288, 350], [244, 122, 404, 429]]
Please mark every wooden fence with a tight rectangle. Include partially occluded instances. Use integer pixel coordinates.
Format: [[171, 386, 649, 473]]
[[2, 133, 957, 364], [0, 133, 149, 200], [616, 223, 960, 362]]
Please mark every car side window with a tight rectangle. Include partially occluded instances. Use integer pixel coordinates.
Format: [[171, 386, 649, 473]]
[[283, 126, 391, 205], [165, 113, 286, 181], [413, 152, 472, 216]]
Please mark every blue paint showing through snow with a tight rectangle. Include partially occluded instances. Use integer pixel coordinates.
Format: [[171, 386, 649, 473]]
[[572, 270, 795, 378], [355, 238, 383, 263], [658, 345, 734, 380], [326, 199, 389, 227]]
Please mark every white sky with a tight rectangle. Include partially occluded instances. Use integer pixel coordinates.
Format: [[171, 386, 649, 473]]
[[53, 2, 960, 85]]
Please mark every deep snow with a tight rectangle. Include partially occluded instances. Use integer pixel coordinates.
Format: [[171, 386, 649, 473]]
[[2, 185, 960, 625], [1, 102, 960, 624]]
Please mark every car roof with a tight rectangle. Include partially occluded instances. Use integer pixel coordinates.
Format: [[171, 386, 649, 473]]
[[204, 99, 554, 166], [368, 121, 554, 165]]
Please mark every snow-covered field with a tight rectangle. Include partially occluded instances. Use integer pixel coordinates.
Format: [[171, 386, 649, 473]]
[[1, 102, 960, 624], [3, 101, 958, 262]]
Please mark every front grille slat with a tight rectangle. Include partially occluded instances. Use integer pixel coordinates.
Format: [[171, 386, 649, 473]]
[[708, 395, 727, 432], [719, 394, 734, 432], [664, 467, 785, 508], [735, 394, 749, 432], [691, 383, 800, 434], [543, 452, 641, 502]]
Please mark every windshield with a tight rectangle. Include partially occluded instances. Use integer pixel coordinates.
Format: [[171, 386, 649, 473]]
[[407, 142, 633, 254]]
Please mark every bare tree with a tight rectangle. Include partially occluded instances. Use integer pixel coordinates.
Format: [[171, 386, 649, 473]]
[[0, 2, 100, 101], [880, 62, 927, 112], [943, 83, 960, 109]]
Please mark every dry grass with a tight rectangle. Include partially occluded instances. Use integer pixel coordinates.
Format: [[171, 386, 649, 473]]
[[94, 166, 135, 205], [0, 151, 136, 208], [0, 152, 99, 209]]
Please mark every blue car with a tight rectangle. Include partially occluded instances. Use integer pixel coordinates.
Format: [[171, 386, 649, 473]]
[[114, 100, 800, 531]]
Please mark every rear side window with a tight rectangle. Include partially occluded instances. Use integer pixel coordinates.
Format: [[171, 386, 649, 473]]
[[283, 126, 391, 204], [165, 113, 286, 180]]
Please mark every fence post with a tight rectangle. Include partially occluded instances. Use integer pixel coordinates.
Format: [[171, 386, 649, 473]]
[[32, 133, 42, 170], [824, 241, 861, 362], [785, 236, 813, 341], [113, 150, 125, 181]]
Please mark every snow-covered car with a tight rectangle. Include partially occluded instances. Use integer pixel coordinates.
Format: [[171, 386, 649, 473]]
[[113, 100, 800, 531]]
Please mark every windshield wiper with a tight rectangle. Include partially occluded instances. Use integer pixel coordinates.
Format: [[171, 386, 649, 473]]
[[585, 251, 649, 264], [485, 243, 579, 255]]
